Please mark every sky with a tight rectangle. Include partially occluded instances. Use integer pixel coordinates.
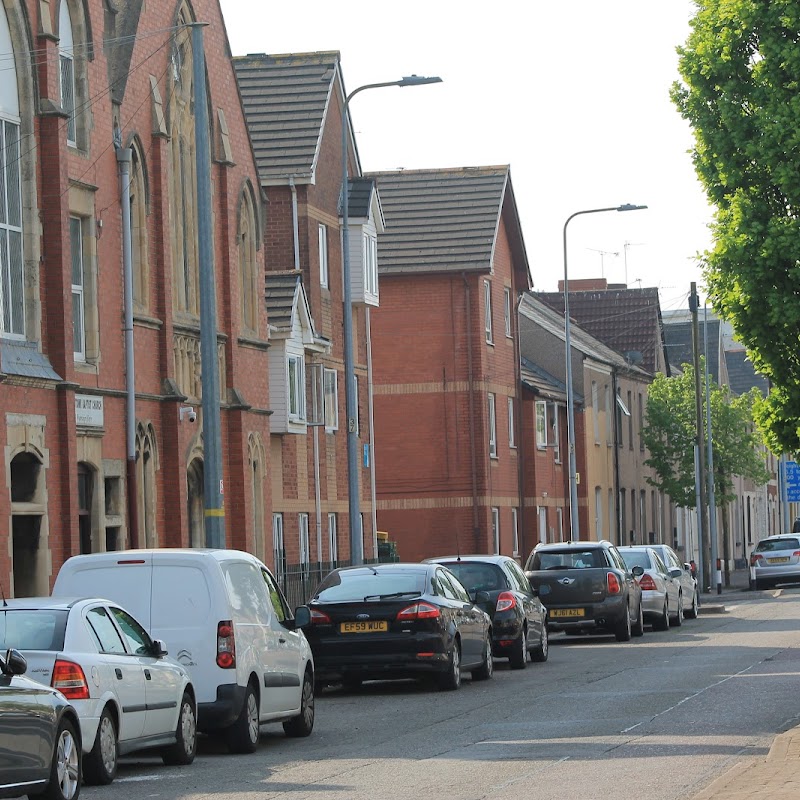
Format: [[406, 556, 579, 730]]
[[219, 0, 712, 315]]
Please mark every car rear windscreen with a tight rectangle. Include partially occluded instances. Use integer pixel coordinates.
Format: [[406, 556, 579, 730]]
[[620, 551, 651, 570], [443, 562, 506, 592], [531, 549, 606, 570], [0, 609, 69, 651], [315, 571, 427, 602], [755, 538, 800, 552]]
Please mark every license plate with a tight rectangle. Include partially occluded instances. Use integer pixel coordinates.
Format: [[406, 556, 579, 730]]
[[340, 621, 388, 633], [549, 608, 585, 618], [768, 557, 790, 564]]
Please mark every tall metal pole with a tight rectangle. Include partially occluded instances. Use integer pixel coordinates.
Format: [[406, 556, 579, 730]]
[[562, 204, 647, 541], [192, 23, 225, 548], [704, 303, 721, 594], [340, 74, 441, 566], [690, 283, 708, 591], [117, 147, 139, 548]]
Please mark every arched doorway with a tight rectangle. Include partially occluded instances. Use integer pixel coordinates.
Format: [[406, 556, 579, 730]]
[[187, 457, 204, 547], [11, 451, 45, 597]]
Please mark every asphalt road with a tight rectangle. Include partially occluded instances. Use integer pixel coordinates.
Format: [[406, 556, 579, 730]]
[[88, 587, 800, 800]]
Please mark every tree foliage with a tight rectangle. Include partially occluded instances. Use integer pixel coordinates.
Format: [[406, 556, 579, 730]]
[[671, 0, 800, 453], [641, 362, 769, 507]]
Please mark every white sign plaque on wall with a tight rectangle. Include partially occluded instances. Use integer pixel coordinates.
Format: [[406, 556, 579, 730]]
[[75, 394, 104, 428]]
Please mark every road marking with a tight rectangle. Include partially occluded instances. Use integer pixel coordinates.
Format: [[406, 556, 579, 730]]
[[621, 721, 642, 733]]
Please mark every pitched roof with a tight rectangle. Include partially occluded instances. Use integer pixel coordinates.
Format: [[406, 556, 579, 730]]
[[662, 319, 721, 383], [233, 51, 340, 184], [264, 272, 301, 331], [367, 166, 528, 278], [726, 349, 769, 396], [520, 358, 574, 403], [537, 287, 665, 375], [348, 177, 380, 221]]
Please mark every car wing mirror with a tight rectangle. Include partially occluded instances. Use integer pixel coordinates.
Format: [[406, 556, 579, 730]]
[[151, 639, 168, 657], [473, 590, 490, 604], [669, 568, 683, 579], [293, 606, 311, 629], [631, 565, 645, 577], [2, 648, 27, 676]]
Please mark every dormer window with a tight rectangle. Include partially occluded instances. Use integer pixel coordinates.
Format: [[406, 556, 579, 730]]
[[288, 355, 306, 421], [363, 233, 377, 296]]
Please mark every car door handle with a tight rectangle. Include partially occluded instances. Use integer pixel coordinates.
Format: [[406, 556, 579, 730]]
[[115, 668, 122, 680], [144, 669, 151, 681]]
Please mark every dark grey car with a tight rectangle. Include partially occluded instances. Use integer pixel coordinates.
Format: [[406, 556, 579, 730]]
[[0, 648, 81, 800]]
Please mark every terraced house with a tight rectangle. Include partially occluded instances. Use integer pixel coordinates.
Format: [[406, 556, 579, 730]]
[[0, 0, 271, 595]]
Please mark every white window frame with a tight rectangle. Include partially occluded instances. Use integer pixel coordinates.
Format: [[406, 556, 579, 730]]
[[323, 367, 338, 431], [272, 513, 285, 582], [504, 287, 512, 338], [507, 396, 516, 448], [353, 374, 360, 436], [70, 215, 85, 361], [318, 223, 328, 288], [363, 232, 378, 296], [511, 508, 519, 557], [551, 402, 561, 463], [0, 118, 24, 338], [59, 2, 76, 146], [488, 393, 497, 458], [287, 355, 306, 421], [484, 279, 493, 344], [299, 512, 310, 570], [535, 400, 547, 449], [538, 507, 547, 544], [328, 512, 338, 563], [556, 507, 564, 543], [595, 487, 603, 539], [491, 507, 500, 554]]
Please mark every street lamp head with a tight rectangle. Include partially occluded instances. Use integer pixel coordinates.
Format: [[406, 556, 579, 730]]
[[398, 75, 443, 87], [616, 203, 648, 212]]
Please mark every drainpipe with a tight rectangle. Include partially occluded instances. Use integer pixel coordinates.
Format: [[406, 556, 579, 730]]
[[366, 307, 378, 561], [117, 147, 139, 548], [290, 177, 323, 565], [463, 274, 479, 547], [514, 292, 525, 560], [612, 370, 621, 546]]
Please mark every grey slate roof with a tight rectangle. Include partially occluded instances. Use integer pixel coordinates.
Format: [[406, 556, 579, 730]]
[[1, 341, 61, 381], [348, 177, 377, 219], [233, 52, 339, 183], [265, 272, 302, 332], [662, 319, 721, 383], [521, 358, 574, 403], [726, 349, 769, 396], [367, 167, 511, 276]]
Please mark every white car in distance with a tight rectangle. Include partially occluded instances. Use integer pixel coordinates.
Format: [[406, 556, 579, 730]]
[[0, 597, 197, 785]]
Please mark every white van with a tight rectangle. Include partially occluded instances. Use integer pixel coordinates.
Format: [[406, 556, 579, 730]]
[[53, 549, 314, 753]]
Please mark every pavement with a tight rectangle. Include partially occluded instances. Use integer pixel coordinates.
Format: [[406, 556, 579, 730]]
[[692, 568, 800, 799]]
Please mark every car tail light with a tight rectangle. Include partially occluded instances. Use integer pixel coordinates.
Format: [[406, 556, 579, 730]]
[[216, 620, 236, 669], [638, 573, 657, 591], [607, 573, 622, 595], [51, 659, 90, 700], [397, 602, 440, 621], [309, 608, 332, 624], [750, 553, 763, 566], [496, 592, 517, 612], [794, 551, 800, 558]]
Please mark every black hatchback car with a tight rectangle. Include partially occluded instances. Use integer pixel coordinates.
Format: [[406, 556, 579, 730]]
[[0, 648, 82, 800], [425, 555, 548, 668], [305, 563, 493, 691]]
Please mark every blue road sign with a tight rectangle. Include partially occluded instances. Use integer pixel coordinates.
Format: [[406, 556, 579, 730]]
[[784, 461, 800, 502]]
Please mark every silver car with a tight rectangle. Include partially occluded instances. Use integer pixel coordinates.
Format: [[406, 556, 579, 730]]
[[750, 535, 800, 589], [619, 547, 682, 630], [649, 544, 700, 619]]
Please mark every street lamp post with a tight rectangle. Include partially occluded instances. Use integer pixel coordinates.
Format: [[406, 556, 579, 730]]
[[341, 73, 442, 566], [563, 204, 647, 542]]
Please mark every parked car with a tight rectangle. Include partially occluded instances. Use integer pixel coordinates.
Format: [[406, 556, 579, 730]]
[[618, 547, 682, 630], [424, 555, 548, 668], [0, 597, 196, 785], [648, 544, 700, 618], [305, 563, 493, 691], [524, 540, 645, 641], [0, 647, 81, 800], [52, 549, 314, 754], [750, 534, 800, 589]]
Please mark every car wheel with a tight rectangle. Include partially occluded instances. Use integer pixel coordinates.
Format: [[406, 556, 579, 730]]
[[283, 669, 315, 737], [225, 682, 260, 754], [632, 602, 645, 637], [438, 639, 461, 691], [671, 594, 684, 627], [83, 706, 117, 785], [509, 627, 527, 670], [472, 635, 494, 681], [530, 624, 549, 662], [615, 604, 632, 642], [653, 600, 670, 631], [162, 692, 197, 765], [686, 590, 700, 619], [31, 716, 81, 800]]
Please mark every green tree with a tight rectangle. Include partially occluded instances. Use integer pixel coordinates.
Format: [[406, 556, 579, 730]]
[[671, 0, 800, 453], [641, 362, 769, 507]]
